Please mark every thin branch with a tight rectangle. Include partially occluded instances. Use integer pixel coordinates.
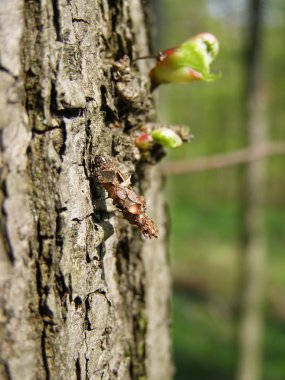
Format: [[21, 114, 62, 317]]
[[163, 142, 285, 175]]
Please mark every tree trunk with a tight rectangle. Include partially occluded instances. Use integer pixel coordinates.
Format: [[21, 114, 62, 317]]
[[236, 1, 267, 380], [0, 1, 172, 379]]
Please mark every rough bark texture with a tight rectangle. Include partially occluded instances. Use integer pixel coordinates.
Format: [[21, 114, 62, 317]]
[[0, 1, 172, 379]]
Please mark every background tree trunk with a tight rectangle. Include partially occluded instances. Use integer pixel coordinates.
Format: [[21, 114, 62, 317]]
[[0, 1, 172, 379], [236, 1, 267, 380]]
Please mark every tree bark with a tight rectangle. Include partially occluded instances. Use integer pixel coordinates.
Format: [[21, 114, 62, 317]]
[[0, 1, 172, 379]]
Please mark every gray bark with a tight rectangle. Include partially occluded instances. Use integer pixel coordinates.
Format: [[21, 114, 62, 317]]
[[0, 1, 172, 379]]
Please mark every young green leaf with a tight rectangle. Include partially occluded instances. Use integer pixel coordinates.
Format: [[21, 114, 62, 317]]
[[149, 33, 221, 89]]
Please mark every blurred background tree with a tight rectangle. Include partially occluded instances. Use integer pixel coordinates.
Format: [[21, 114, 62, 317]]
[[152, 0, 285, 379]]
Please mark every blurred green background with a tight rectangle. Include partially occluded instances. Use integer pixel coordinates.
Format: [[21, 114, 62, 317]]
[[152, 0, 285, 379]]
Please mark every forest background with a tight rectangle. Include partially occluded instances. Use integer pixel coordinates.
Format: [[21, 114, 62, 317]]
[[153, 0, 285, 379]]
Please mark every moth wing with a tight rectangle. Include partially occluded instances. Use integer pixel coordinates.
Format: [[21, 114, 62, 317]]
[[116, 187, 127, 200], [98, 170, 117, 184]]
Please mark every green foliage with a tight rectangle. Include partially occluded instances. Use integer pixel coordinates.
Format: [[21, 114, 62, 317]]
[[173, 292, 235, 380], [264, 319, 285, 380], [170, 201, 285, 380], [157, 1, 285, 379]]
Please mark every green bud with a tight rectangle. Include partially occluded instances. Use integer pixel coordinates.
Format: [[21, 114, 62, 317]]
[[151, 128, 183, 148], [149, 32, 221, 88], [191, 33, 219, 64]]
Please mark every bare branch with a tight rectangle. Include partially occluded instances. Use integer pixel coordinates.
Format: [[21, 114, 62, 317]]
[[163, 142, 285, 175]]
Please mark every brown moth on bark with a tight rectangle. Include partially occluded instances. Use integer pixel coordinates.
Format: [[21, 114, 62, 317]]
[[95, 154, 159, 239]]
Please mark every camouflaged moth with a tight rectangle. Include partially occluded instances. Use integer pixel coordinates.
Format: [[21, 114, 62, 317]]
[[95, 155, 158, 239]]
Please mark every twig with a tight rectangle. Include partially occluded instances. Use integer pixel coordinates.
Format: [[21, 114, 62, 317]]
[[163, 142, 285, 175]]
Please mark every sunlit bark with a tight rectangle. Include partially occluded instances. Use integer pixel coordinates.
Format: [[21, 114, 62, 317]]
[[0, 1, 172, 379]]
